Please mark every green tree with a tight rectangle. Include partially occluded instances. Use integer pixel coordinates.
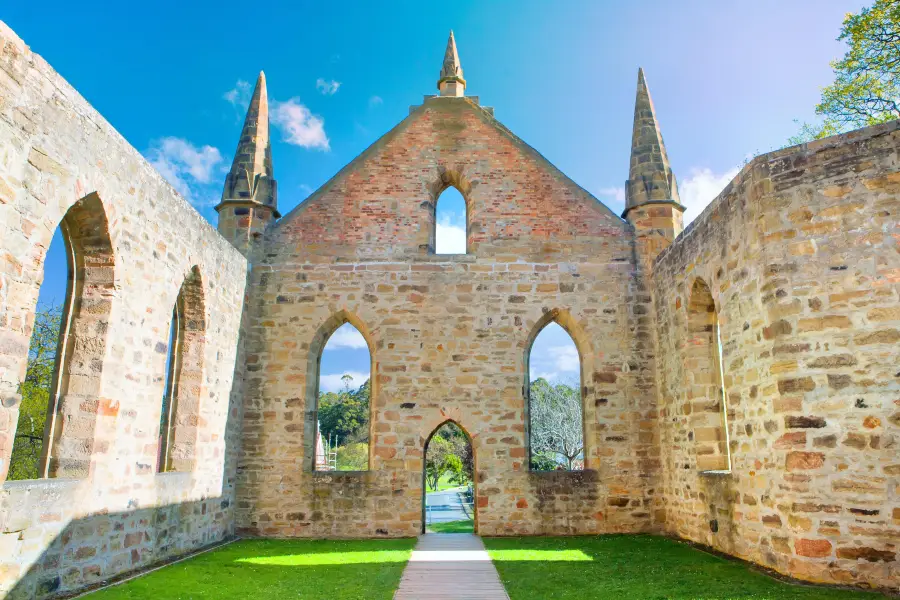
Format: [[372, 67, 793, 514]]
[[791, 0, 900, 144], [425, 435, 453, 491], [9, 303, 62, 480], [336, 442, 368, 471], [425, 423, 474, 490], [435, 422, 473, 482], [318, 377, 370, 447], [529, 452, 559, 472], [444, 454, 466, 486]]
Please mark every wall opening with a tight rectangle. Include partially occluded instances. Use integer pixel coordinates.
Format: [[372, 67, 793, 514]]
[[313, 321, 372, 471], [434, 186, 467, 254], [422, 421, 475, 533], [8, 229, 67, 480], [157, 266, 205, 473], [7, 193, 114, 481], [527, 321, 584, 471], [157, 305, 181, 472], [687, 278, 731, 472]]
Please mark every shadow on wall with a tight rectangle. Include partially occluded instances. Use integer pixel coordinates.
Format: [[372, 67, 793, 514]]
[[3, 281, 250, 600], [527, 469, 603, 535], [5, 495, 233, 600]]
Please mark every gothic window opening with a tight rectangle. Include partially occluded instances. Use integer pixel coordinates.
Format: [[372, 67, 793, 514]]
[[157, 305, 181, 472], [434, 186, 467, 254], [687, 279, 731, 472], [7, 193, 115, 481], [157, 267, 205, 473], [313, 321, 372, 471], [8, 229, 67, 480], [527, 321, 584, 471]]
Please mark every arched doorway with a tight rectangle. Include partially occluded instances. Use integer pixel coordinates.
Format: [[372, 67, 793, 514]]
[[422, 421, 475, 533]]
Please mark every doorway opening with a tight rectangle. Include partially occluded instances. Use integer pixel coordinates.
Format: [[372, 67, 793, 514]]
[[422, 421, 474, 533]]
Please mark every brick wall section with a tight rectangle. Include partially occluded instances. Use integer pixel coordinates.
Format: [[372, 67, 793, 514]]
[[235, 96, 660, 538], [653, 121, 900, 589], [0, 23, 248, 599]]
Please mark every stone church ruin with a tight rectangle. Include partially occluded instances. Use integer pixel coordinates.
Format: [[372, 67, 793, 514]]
[[0, 23, 898, 598]]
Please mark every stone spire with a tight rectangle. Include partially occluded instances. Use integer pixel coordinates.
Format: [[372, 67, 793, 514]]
[[216, 71, 279, 257], [218, 71, 278, 214], [623, 68, 682, 218], [622, 68, 685, 269], [437, 30, 466, 97]]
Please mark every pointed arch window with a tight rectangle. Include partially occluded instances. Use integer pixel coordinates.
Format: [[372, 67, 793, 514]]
[[157, 267, 205, 473], [687, 279, 731, 472], [526, 320, 584, 471], [307, 316, 373, 472], [6, 193, 115, 481], [434, 186, 468, 254]]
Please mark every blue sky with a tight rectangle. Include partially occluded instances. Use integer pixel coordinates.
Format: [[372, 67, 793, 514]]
[[11, 0, 864, 383]]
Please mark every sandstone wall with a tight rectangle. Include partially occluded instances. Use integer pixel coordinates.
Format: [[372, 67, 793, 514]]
[[0, 23, 248, 599], [235, 96, 659, 538], [653, 121, 900, 589]]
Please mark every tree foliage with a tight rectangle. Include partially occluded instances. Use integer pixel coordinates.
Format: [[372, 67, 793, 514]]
[[336, 442, 368, 471], [529, 378, 583, 471], [425, 422, 472, 490], [791, 0, 900, 144], [9, 303, 62, 480], [317, 375, 371, 471], [318, 377, 370, 447]]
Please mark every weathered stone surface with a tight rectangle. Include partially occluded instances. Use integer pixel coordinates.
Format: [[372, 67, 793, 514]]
[[653, 118, 900, 590], [235, 92, 648, 540], [795, 538, 832, 558]]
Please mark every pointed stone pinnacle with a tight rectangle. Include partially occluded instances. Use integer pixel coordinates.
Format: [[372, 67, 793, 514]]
[[623, 67, 681, 215], [438, 30, 466, 97], [218, 70, 278, 216]]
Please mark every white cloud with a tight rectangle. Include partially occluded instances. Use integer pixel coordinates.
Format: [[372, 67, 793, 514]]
[[549, 345, 580, 373], [147, 137, 224, 208], [597, 186, 625, 207], [326, 326, 368, 350], [435, 211, 466, 254], [319, 371, 369, 393], [678, 167, 740, 225], [316, 78, 341, 95], [223, 79, 252, 111], [271, 98, 330, 150], [369, 95, 384, 107]]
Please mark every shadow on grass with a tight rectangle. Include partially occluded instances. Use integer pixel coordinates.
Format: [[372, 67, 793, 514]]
[[482, 535, 891, 600], [87, 538, 417, 600]]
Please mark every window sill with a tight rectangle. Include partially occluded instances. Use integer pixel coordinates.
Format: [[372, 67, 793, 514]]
[[155, 470, 192, 481], [418, 254, 475, 262], [311, 470, 370, 476], [528, 469, 592, 476], [698, 469, 732, 477], [2, 477, 82, 492]]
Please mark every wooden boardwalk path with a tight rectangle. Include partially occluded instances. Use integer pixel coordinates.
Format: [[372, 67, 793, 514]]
[[394, 533, 510, 600]]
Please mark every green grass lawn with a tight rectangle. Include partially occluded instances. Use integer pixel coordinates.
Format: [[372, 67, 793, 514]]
[[89, 538, 417, 600], [483, 535, 887, 600], [426, 473, 468, 492], [428, 519, 474, 533]]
